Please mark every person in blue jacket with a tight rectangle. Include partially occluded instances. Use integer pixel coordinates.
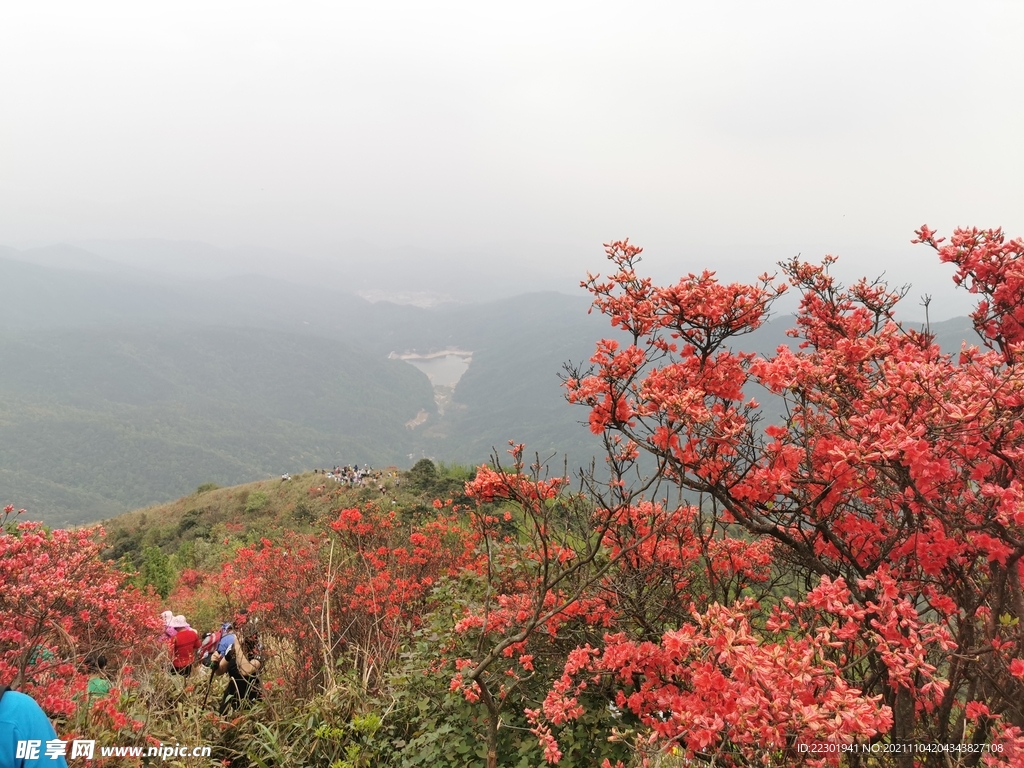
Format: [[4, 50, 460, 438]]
[[213, 611, 251, 663], [0, 686, 69, 768], [215, 622, 235, 655]]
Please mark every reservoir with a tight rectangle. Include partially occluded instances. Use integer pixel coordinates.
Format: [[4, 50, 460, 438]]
[[392, 350, 472, 388]]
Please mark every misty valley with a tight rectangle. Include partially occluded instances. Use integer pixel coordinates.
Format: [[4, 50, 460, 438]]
[[0, 240, 981, 528], [0, 241, 614, 526]]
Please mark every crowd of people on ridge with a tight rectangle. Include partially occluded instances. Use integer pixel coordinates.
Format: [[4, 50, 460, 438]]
[[314, 464, 385, 487]]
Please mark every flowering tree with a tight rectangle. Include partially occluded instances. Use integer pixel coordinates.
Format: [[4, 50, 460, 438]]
[[449, 446, 630, 768], [544, 231, 1024, 766], [0, 505, 160, 720]]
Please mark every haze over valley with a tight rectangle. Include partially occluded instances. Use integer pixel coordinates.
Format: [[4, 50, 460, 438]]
[[1, 239, 618, 525], [0, 238, 981, 527]]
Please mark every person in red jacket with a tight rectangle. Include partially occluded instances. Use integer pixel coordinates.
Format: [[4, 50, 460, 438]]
[[169, 615, 201, 677]]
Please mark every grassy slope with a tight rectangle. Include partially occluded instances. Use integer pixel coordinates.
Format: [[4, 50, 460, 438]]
[[99, 463, 474, 576]]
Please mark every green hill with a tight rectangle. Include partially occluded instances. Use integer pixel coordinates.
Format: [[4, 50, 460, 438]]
[[0, 326, 435, 526], [97, 461, 475, 585], [0, 252, 613, 525]]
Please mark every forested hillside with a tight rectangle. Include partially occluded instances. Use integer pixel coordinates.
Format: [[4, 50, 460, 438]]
[[0, 246, 610, 524], [0, 326, 435, 524], [0, 243, 982, 526]]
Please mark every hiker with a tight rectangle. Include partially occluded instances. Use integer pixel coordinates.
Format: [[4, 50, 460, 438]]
[[208, 622, 235, 674], [0, 684, 69, 768], [218, 624, 263, 715], [21, 647, 57, 689], [169, 616, 201, 677], [196, 624, 224, 670], [209, 608, 249, 671], [160, 610, 177, 639]]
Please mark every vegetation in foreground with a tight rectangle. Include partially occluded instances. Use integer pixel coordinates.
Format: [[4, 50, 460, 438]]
[[3, 226, 1024, 767]]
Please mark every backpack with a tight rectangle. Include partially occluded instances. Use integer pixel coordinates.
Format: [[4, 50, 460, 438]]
[[197, 629, 223, 667]]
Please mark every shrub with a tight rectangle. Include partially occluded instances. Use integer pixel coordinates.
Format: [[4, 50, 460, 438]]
[[0, 505, 160, 721], [245, 491, 270, 514]]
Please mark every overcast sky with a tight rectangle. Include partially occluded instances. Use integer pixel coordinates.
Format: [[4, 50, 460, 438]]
[[2, 1, 1021, 317]]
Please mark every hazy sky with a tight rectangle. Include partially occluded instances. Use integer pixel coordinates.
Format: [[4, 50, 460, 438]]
[[2, 1, 1022, 316]]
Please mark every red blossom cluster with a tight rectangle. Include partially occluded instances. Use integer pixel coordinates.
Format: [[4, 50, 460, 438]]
[[0, 508, 160, 723], [544, 232, 1024, 763], [915, 225, 1024, 357], [205, 502, 479, 696], [467, 465, 568, 505]]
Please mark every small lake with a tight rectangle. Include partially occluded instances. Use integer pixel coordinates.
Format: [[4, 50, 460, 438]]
[[404, 354, 471, 387]]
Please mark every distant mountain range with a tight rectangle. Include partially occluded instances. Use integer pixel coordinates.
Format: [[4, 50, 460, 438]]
[[1, 237, 584, 306], [0, 240, 982, 526]]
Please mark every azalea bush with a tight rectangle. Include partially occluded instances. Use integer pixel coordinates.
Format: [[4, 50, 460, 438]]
[[548, 229, 1024, 765], [0, 505, 161, 731], [201, 501, 480, 699]]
